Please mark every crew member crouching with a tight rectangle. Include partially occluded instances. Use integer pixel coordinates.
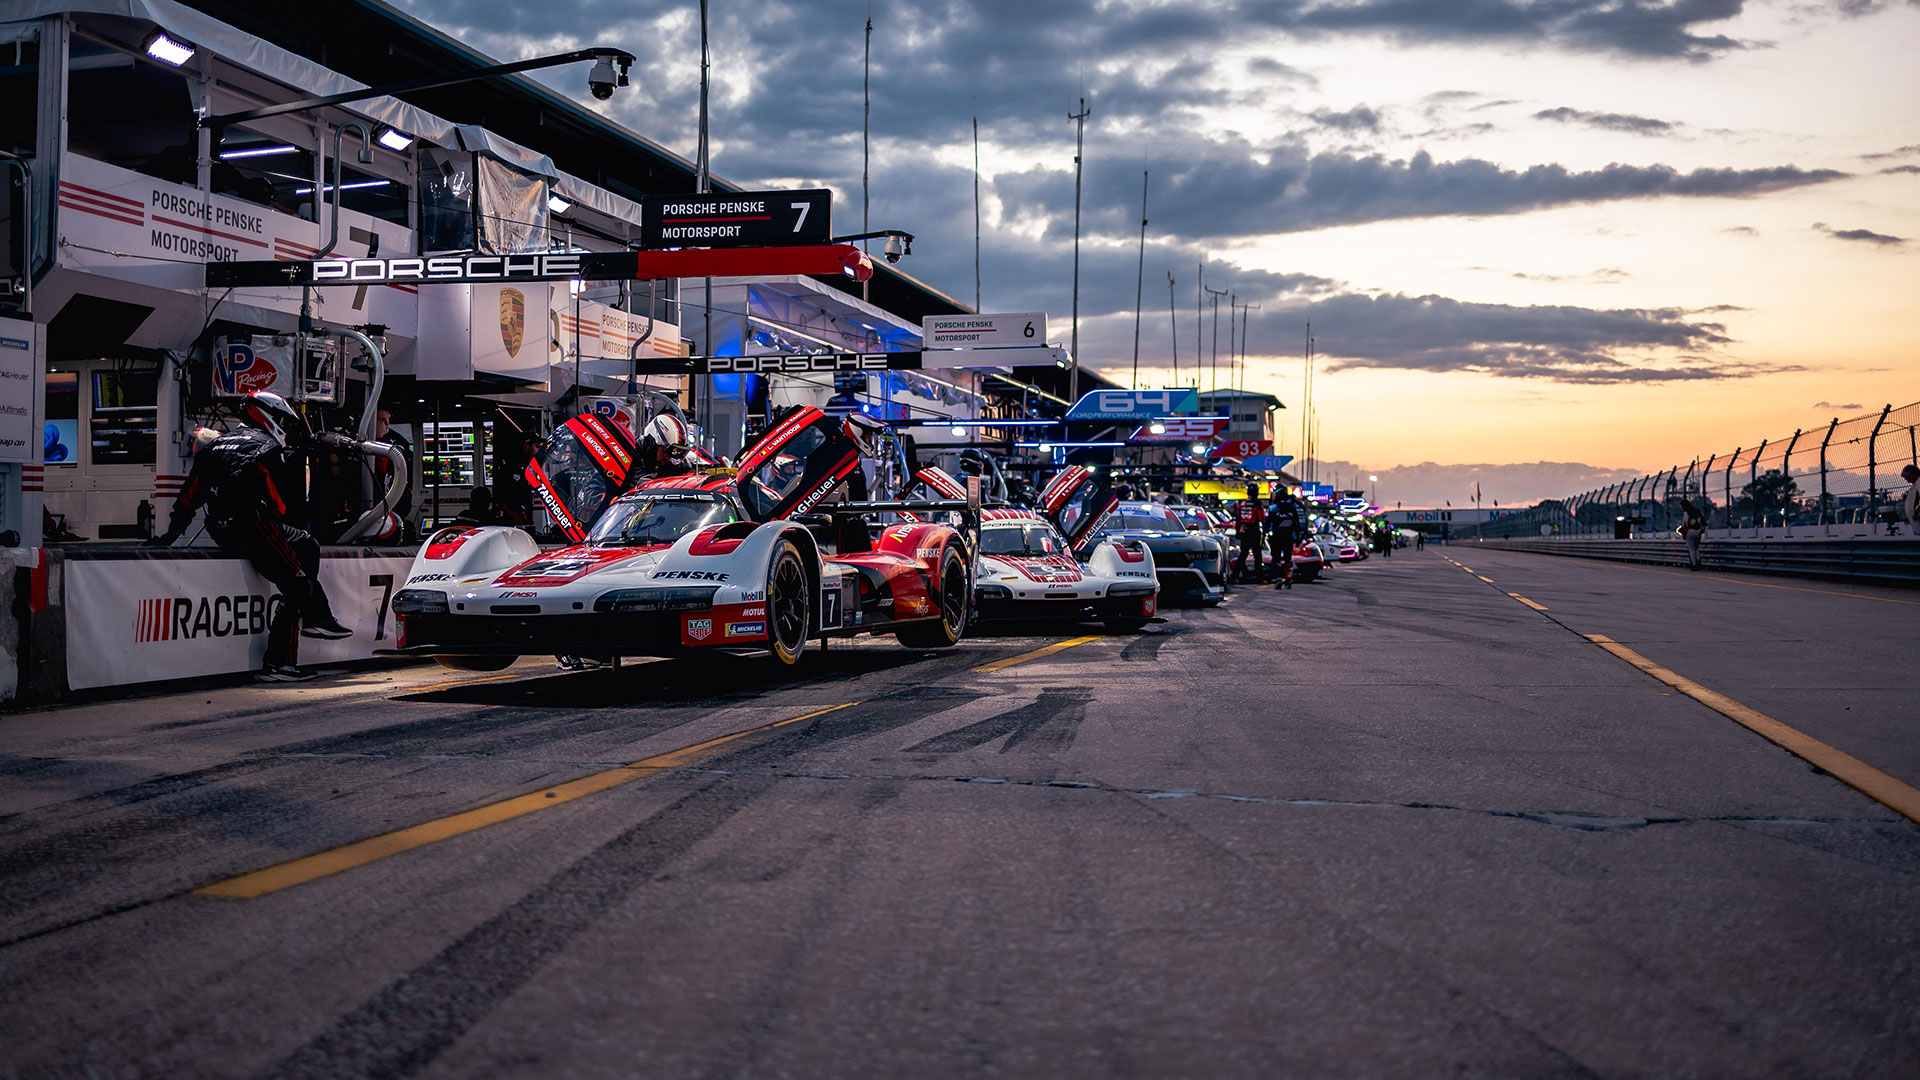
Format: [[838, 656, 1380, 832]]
[[148, 390, 352, 682]]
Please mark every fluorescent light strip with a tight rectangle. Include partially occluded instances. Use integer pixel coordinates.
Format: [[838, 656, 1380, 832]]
[[293, 179, 393, 194], [219, 144, 298, 160]]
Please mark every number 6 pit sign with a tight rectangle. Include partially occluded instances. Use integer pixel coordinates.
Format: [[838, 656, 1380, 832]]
[[643, 189, 831, 248], [922, 312, 1046, 349]]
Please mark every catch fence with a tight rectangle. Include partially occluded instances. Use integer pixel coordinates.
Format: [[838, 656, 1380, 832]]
[[1455, 401, 1920, 539]]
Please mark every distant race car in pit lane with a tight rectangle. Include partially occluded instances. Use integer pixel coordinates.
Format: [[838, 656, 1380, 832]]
[[905, 466, 1159, 630], [390, 406, 976, 671], [1065, 482, 1228, 607]]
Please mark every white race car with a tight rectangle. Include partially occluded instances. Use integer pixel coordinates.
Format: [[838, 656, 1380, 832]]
[[390, 407, 976, 670], [910, 465, 1159, 630]]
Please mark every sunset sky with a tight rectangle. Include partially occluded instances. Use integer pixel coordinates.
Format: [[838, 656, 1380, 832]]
[[399, 0, 1918, 502]]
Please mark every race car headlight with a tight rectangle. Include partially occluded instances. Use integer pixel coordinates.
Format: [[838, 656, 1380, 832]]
[[594, 586, 719, 613], [392, 589, 450, 615], [1107, 582, 1155, 597], [975, 584, 1012, 600]]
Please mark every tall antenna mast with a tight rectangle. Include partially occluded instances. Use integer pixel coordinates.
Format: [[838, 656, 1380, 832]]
[[1205, 283, 1227, 399], [1131, 170, 1148, 389], [1167, 271, 1179, 387], [973, 115, 981, 312], [1067, 97, 1089, 403], [861, 11, 872, 302], [1301, 322, 1311, 483], [1195, 261, 1204, 389]]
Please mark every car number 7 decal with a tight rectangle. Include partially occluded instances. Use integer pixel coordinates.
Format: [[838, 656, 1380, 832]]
[[819, 579, 842, 630]]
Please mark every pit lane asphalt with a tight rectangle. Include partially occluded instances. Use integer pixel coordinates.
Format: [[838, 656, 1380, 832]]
[[3, 549, 1917, 1079]]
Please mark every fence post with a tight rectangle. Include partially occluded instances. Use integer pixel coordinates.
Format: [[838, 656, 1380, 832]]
[[1779, 429, 1802, 531], [1748, 439, 1767, 534], [1867, 404, 1891, 532], [1724, 451, 1739, 530], [1817, 418, 1836, 531]]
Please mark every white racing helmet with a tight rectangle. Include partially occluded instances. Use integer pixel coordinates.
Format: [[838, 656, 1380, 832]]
[[645, 413, 692, 463], [243, 390, 306, 449], [842, 413, 886, 456]]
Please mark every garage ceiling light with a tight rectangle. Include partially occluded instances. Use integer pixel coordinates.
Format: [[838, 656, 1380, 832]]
[[548, 194, 572, 214], [376, 127, 415, 152], [143, 31, 195, 66], [219, 144, 297, 160]]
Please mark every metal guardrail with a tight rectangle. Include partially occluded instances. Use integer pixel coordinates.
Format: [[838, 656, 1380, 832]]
[[1455, 400, 1920, 540], [1473, 536, 1920, 588]]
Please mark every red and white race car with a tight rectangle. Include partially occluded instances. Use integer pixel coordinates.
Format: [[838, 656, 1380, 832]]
[[906, 465, 1158, 629], [390, 407, 976, 670]]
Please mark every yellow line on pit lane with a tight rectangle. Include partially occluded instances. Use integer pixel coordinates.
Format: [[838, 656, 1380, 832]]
[[1508, 593, 1549, 611], [973, 635, 1103, 673], [194, 701, 861, 899], [1583, 635, 1920, 824]]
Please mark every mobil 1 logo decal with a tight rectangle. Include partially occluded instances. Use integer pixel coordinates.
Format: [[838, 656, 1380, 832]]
[[643, 189, 831, 248]]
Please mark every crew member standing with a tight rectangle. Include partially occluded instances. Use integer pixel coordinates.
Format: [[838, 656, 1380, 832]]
[[1232, 483, 1267, 582], [148, 390, 351, 682], [1268, 492, 1302, 588]]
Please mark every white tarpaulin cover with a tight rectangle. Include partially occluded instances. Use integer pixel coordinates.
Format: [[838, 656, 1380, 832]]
[[2, 0, 646, 230]]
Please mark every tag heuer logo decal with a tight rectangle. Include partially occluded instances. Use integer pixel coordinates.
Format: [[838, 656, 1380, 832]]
[[499, 287, 526, 358], [686, 618, 713, 641]]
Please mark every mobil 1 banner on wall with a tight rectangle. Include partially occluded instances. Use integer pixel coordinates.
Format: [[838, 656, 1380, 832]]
[[64, 549, 414, 689]]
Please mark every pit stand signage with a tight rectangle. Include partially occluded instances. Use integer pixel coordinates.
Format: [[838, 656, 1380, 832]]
[[642, 189, 832, 248]]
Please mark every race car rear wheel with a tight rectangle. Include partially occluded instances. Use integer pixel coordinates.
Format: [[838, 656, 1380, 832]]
[[897, 545, 969, 649], [433, 654, 516, 672], [768, 539, 810, 666]]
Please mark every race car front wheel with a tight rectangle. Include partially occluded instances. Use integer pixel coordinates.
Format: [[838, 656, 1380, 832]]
[[768, 539, 810, 666], [897, 545, 968, 649]]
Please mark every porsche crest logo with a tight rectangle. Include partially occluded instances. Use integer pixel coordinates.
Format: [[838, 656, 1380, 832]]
[[498, 287, 526, 358]]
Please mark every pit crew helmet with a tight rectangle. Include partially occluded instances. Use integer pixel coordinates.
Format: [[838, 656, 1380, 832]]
[[242, 390, 306, 449], [842, 413, 885, 456], [644, 413, 692, 464]]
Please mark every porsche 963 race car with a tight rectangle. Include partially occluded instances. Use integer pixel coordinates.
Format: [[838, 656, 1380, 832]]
[[390, 407, 978, 670]]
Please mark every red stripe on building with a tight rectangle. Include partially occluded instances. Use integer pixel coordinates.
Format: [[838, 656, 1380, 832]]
[[58, 187, 147, 220], [58, 199, 145, 227], [59, 181, 142, 211]]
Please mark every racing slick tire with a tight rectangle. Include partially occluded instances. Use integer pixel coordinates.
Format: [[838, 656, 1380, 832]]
[[896, 545, 969, 649], [433, 654, 516, 672], [767, 539, 811, 666]]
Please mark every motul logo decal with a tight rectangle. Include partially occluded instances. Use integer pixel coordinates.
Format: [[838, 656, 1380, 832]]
[[135, 595, 277, 643]]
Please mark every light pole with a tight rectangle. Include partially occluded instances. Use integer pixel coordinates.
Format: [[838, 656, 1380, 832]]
[[1067, 98, 1090, 403], [1370, 474, 1378, 504]]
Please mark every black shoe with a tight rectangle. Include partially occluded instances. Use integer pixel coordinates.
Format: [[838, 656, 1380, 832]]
[[301, 618, 353, 640], [256, 664, 318, 683]]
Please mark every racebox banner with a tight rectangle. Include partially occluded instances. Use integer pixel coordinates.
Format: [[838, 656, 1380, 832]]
[[64, 551, 414, 689]]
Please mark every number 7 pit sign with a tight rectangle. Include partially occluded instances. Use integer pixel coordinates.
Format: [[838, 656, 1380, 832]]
[[643, 189, 832, 248]]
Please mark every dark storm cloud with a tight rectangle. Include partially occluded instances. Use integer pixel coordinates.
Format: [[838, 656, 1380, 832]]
[[998, 141, 1846, 243], [1310, 105, 1384, 132], [1533, 106, 1677, 135], [1243, 292, 1749, 383], [1813, 223, 1906, 246], [1275, 0, 1750, 60]]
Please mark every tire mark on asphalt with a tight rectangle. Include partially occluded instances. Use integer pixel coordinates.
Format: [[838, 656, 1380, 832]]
[[899, 688, 1094, 755], [258, 689, 990, 1079], [261, 772, 773, 1080], [1121, 626, 1183, 662]]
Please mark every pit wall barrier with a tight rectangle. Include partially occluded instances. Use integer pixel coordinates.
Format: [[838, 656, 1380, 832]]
[[6, 546, 417, 708], [1471, 534, 1920, 588]]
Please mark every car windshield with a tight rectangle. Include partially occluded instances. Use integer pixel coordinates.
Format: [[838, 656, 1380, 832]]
[[981, 523, 1067, 557], [587, 495, 738, 546], [1102, 507, 1183, 532]]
